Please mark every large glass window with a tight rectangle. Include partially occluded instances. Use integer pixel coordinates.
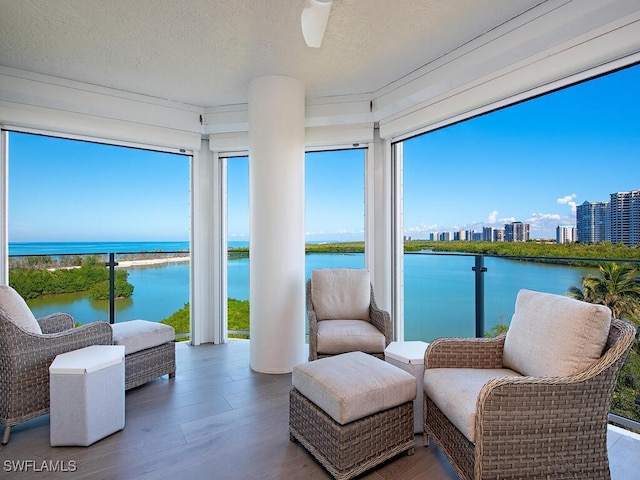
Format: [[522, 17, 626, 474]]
[[7, 132, 190, 334], [305, 148, 366, 274], [223, 148, 367, 338], [226, 155, 250, 337], [401, 64, 640, 342], [399, 64, 640, 427]]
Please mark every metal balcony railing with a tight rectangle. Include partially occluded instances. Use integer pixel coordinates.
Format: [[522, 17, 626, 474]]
[[8, 248, 640, 431]]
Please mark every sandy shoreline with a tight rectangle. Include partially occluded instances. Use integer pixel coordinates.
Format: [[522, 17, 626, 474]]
[[116, 256, 190, 268]]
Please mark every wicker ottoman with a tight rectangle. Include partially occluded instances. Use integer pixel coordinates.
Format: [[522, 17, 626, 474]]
[[289, 351, 416, 480], [111, 320, 175, 390]]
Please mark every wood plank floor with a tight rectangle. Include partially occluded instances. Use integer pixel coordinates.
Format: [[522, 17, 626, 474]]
[[0, 340, 637, 480]]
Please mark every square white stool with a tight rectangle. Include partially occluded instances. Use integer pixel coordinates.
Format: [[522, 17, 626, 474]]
[[49, 345, 125, 446], [385, 341, 429, 433]]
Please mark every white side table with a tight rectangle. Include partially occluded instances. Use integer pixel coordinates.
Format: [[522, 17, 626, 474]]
[[385, 341, 429, 433], [49, 345, 125, 446]]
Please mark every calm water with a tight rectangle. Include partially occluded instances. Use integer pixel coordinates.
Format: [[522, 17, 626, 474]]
[[12, 242, 593, 340]]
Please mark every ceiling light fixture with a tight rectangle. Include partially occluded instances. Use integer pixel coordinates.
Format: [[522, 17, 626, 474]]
[[301, 0, 333, 48]]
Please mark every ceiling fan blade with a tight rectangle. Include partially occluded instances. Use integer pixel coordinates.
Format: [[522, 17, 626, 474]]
[[301, 0, 332, 48]]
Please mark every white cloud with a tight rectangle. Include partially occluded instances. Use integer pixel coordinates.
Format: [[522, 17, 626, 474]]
[[498, 216, 516, 225], [557, 193, 577, 205], [527, 212, 562, 223], [524, 212, 576, 239], [406, 224, 439, 234], [557, 193, 578, 213], [486, 210, 499, 223]]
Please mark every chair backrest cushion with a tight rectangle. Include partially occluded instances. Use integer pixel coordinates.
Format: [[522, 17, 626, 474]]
[[311, 268, 370, 321], [0, 285, 42, 334], [503, 289, 611, 377]]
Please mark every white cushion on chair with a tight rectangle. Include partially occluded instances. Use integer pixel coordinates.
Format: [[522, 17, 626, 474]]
[[0, 285, 42, 334], [424, 367, 521, 442], [316, 319, 386, 354], [503, 289, 611, 377], [311, 269, 370, 321], [111, 320, 174, 355]]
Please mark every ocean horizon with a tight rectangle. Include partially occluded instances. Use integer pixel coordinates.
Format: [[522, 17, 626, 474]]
[[8, 239, 347, 256]]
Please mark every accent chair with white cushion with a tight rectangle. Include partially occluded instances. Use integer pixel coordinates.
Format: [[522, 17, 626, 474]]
[[307, 268, 392, 361], [0, 285, 176, 444], [0, 285, 112, 444], [423, 288, 636, 480]]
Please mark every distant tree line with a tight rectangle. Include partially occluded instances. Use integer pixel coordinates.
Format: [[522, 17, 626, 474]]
[[403, 240, 640, 266], [227, 240, 640, 266]]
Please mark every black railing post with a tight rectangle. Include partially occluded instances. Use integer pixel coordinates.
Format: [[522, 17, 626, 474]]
[[106, 253, 119, 324], [472, 254, 487, 338]]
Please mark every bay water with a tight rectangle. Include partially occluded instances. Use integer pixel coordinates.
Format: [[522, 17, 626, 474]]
[[11, 242, 593, 341]]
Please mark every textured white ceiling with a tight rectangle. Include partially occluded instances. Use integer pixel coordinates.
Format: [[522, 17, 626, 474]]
[[0, 0, 545, 107]]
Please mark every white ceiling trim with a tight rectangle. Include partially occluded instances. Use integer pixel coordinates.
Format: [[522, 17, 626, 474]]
[[1, 0, 639, 150], [0, 100, 201, 153], [379, 1, 640, 140]]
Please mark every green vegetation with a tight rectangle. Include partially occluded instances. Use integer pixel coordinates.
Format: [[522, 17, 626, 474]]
[[160, 303, 190, 342], [160, 299, 250, 340], [231, 240, 640, 266], [9, 255, 134, 300], [567, 263, 640, 425], [228, 298, 250, 338], [567, 263, 640, 323], [403, 240, 640, 266], [484, 313, 509, 338]]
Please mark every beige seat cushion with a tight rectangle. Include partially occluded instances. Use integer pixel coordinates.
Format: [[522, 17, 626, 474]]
[[0, 285, 42, 334], [111, 320, 175, 355], [316, 319, 386, 354], [293, 351, 416, 425], [503, 289, 611, 377], [311, 269, 370, 321], [424, 367, 521, 442]]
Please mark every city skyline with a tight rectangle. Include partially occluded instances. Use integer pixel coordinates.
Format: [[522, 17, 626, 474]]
[[6, 64, 640, 243]]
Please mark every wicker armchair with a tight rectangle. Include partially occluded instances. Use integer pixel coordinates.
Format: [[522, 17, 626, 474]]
[[0, 303, 112, 444], [307, 268, 392, 361], [423, 289, 636, 480]]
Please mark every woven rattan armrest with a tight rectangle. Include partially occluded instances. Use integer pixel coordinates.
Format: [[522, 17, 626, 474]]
[[369, 303, 392, 347], [37, 313, 75, 334], [425, 334, 506, 369], [5, 321, 113, 364], [307, 280, 319, 361]]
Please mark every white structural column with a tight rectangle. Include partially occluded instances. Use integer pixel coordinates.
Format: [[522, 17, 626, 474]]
[[190, 139, 226, 345], [248, 76, 306, 373]]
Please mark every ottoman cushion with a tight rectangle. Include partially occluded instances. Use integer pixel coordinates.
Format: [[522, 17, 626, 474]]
[[292, 351, 416, 425], [111, 320, 174, 355]]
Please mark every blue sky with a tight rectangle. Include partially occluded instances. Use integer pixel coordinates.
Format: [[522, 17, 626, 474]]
[[403, 64, 640, 239], [8, 135, 190, 242], [8, 63, 640, 243]]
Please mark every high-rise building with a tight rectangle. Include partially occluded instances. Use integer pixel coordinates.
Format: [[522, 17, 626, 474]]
[[493, 228, 505, 242], [556, 225, 576, 244], [609, 190, 640, 247], [576, 200, 609, 243], [482, 227, 494, 242], [504, 221, 530, 242]]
